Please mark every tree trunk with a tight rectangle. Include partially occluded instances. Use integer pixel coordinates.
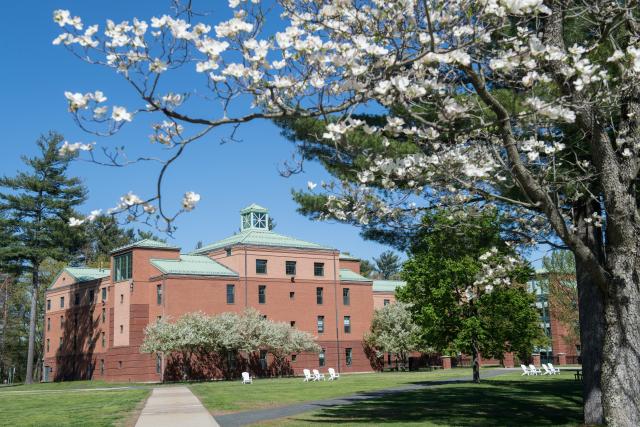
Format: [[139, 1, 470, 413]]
[[25, 265, 39, 384], [601, 259, 640, 426], [471, 342, 480, 383], [573, 201, 605, 425], [575, 261, 605, 425]]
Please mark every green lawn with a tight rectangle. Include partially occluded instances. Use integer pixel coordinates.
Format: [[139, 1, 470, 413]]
[[256, 372, 583, 426], [0, 380, 147, 392], [190, 368, 484, 414], [0, 387, 150, 427]]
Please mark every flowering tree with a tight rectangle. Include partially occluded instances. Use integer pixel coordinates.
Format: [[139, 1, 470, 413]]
[[263, 321, 320, 376], [398, 210, 544, 382], [54, 1, 640, 423], [364, 302, 423, 370], [141, 309, 319, 378]]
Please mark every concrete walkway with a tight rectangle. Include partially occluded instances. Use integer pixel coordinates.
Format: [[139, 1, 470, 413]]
[[136, 386, 219, 427], [215, 368, 516, 427]]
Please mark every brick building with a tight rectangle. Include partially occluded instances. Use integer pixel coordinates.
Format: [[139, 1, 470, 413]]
[[43, 204, 377, 382]]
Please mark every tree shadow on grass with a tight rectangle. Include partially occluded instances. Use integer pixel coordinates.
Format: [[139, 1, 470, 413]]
[[290, 379, 583, 426]]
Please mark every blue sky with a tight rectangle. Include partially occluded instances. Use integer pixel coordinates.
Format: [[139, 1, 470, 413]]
[[0, 1, 550, 266], [0, 0, 396, 261]]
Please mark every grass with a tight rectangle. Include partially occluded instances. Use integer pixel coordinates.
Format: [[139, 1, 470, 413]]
[[0, 380, 149, 392], [189, 368, 484, 414], [0, 387, 151, 427], [256, 371, 583, 426]]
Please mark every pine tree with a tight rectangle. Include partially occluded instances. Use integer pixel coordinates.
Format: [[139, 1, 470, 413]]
[[373, 251, 401, 280], [0, 132, 86, 383]]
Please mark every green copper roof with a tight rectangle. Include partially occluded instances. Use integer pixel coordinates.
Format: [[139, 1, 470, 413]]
[[192, 229, 335, 253], [240, 203, 268, 213], [65, 267, 110, 283], [339, 268, 372, 282], [339, 253, 360, 261], [111, 238, 179, 254], [373, 280, 406, 292], [150, 255, 238, 277]]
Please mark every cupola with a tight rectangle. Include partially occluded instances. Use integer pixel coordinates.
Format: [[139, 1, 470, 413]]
[[240, 204, 269, 231]]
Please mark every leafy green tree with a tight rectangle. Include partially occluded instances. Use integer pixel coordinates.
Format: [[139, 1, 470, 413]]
[[0, 132, 86, 383], [373, 251, 402, 280], [365, 302, 423, 370], [398, 209, 544, 382]]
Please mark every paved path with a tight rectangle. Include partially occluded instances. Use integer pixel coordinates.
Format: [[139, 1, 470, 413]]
[[136, 386, 219, 427], [214, 368, 517, 427]]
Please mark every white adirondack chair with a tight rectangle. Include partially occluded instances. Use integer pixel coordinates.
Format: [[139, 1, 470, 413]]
[[529, 364, 542, 375], [313, 369, 326, 381], [541, 364, 552, 375], [548, 363, 561, 374], [241, 372, 253, 384], [303, 368, 314, 382], [328, 368, 340, 381], [520, 364, 531, 376]]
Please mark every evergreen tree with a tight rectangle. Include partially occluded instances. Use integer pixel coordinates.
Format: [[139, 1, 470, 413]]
[[373, 251, 402, 280], [81, 216, 135, 267], [0, 132, 86, 383], [359, 259, 375, 278]]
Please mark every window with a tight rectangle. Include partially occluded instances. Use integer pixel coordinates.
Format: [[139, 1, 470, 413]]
[[156, 284, 162, 305], [156, 354, 162, 374], [46, 339, 50, 353], [118, 361, 122, 369], [60, 296, 65, 308], [259, 349, 268, 369], [120, 294, 124, 304], [157, 315, 162, 321], [315, 287, 323, 305], [120, 325, 123, 333], [113, 252, 132, 282], [291, 354, 297, 362], [100, 359, 104, 375], [101, 332, 106, 348], [289, 291, 295, 299], [346, 348, 353, 366], [314, 262, 325, 277], [226, 284, 235, 304], [102, 308, 106, 323], [74, 293, 80, 305], [60, 315, 64, 328], [47, 299, 51, 311], [89, 290, 94, 303], [286, 261, 296, 275], [319, 349, 325, 367], [253, 212, 267, 228], [225, 248, 232, 256], [59, 337, 62, 348], [290, 321, 296, 327], [101, 287, 107, 302], [258, 285, 266, 304], [256, 259, 267, 274], [383, 299, 390, 306], [47, 317, 51, 331], [317, 315, 325, 333], [261, 315, 267, 320], [344, 316, 351, 333]]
